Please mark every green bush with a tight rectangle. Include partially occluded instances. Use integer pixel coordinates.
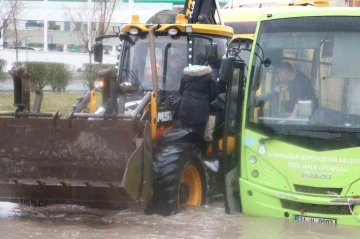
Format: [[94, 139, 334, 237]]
[[83, 63, 114, 90], [20, 62, 47, 89], [47, 63, 72, 92], [13, 62, 23, 68], [15, 62, 72, 91], [0, 59, 7, 82]]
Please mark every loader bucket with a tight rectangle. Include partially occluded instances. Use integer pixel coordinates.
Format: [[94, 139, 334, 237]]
[[0, 117, 153, 208]]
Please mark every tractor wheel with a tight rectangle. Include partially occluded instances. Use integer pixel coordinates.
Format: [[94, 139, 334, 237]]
[[145, 143, 208, 216]]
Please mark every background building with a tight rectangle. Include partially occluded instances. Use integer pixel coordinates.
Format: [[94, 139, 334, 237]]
[[0, 0, 348, 71], [0, 0, 229, 69]]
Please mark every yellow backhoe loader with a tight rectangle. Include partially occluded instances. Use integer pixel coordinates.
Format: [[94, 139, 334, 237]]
[[0, 0, 235, 215]]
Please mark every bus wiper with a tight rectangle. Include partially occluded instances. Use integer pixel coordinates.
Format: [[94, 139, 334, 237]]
[[297, 129, 360, 140], [257, 135, 289, 155], [258, 135, 285, 144], [257, 128, 348, 143]]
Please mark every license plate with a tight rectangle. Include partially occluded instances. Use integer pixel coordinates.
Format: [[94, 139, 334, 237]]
[[295, 215, 337, 224]]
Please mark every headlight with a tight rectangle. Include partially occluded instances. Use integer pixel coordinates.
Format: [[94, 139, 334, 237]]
[[249, 156, 257, 164], [121, 82, 132, 86], [168, 28, 178, 36], [251, 170, 259, 178], [94, 80, 103, 89], [129, 27, 139, 35]]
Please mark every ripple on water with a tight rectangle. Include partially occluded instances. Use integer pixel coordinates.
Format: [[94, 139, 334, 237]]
[[0, 202, 359, 239]]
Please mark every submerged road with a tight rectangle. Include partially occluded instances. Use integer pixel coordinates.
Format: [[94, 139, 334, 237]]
[[0, 201, 358, 239]]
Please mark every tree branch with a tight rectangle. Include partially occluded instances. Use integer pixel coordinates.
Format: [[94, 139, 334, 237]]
[[62, 0, 117, 51]]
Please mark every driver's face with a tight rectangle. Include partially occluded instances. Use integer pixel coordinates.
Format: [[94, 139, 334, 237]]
[[277, 70, 292, 84]]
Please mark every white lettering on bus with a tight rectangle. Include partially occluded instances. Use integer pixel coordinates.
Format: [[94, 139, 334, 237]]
[[267, 152, 355, 172]]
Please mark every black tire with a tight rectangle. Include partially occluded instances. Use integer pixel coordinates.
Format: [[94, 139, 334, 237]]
[[145, 143, 208, 216]]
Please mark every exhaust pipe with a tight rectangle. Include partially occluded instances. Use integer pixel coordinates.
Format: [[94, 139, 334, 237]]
[[149, 24, 160, 94]]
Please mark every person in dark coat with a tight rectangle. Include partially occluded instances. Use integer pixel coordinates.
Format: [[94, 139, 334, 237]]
[[277, 62, 318, 118], [256, 61, 318, 118], [177, 53, 218, 137]]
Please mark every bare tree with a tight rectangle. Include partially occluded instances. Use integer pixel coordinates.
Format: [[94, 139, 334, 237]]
[[1, 0, 27, 62], [63, 0, 117, 64], [0, 0, 21, 44]]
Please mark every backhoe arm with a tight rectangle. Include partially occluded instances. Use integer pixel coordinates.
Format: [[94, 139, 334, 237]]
[[182, 0, 224, 25]]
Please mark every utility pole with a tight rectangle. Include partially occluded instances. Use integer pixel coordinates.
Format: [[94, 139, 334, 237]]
[[88, 0, 92, 65], [129, 0, 134, 12], [25, 36, 28, 61], [44, 0, 48, 51]]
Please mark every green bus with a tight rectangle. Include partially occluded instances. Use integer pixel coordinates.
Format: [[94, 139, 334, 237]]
[[221, 7, 360, 226]]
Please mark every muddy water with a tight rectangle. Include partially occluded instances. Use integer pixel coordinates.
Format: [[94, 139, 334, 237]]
[[0, 202, 358, 239]]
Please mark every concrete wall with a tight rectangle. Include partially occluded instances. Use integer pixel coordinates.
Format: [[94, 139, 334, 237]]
[[7, 29, 121, 46]]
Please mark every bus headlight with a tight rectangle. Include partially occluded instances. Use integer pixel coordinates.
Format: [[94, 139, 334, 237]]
[[251, 170, 259, 178], [249, 156, 257, 164]]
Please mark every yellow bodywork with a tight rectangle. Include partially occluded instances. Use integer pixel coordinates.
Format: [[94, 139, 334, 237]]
[[121, 23, 234, 38], [184, 0, 195, 21], [150, 92, 158, 139], [181, 165, 202, 206], [89, 90, 97, 113], [206, 136, 236, 156], [223, 0, 330, 9]]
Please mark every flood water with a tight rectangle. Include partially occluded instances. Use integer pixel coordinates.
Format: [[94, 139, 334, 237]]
[[0, 201, 359, 239], [1, 80, 360, 238]]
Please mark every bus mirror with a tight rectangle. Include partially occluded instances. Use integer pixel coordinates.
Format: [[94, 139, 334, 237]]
[[219, 57, 235, 85], [205, 43, 218, 59], [93, 42, 103, 63]]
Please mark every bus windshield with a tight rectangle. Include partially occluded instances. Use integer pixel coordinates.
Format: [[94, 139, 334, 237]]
[[247, 16, 360, 143]]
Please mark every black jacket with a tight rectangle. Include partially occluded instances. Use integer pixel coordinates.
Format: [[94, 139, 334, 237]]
[[177, 66, 218, 124], [255, 71, 318, 111]]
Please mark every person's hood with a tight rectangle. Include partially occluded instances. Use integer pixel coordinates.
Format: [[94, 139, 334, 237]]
[[183, 65, 212, 77]]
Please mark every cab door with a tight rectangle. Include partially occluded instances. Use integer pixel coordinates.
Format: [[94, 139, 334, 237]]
[[220, 59, 246, 214]]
